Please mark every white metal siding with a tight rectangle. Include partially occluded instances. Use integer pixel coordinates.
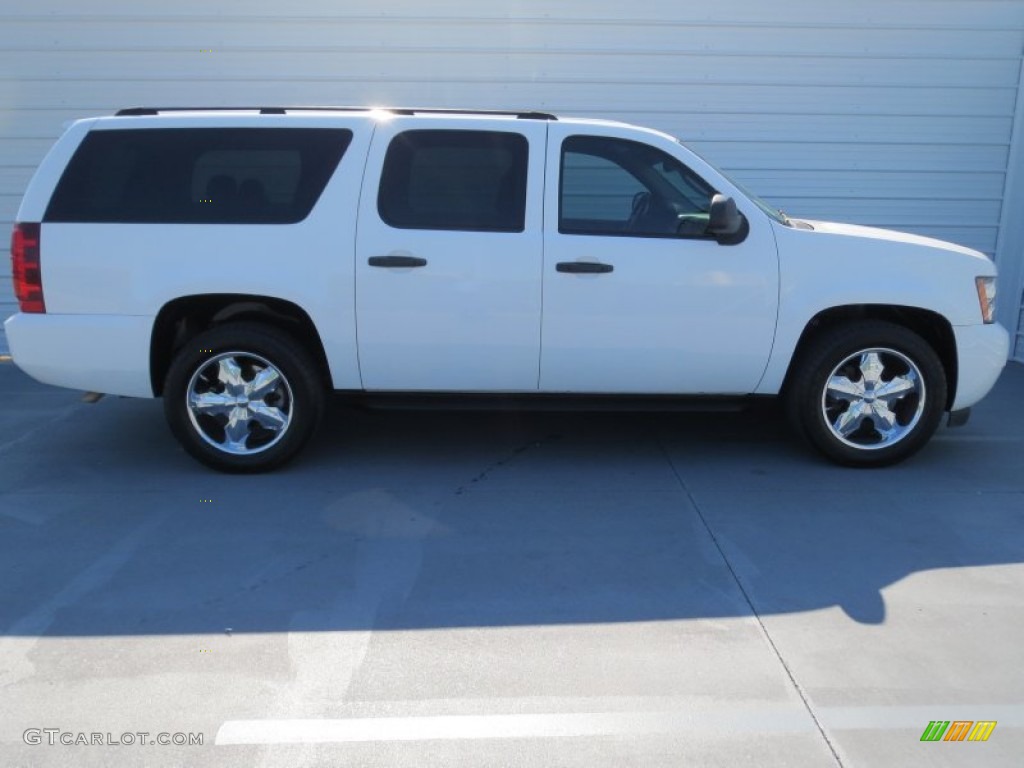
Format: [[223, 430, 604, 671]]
[[1000, 57, 1024, 361], [1, 0, 1023, 357]]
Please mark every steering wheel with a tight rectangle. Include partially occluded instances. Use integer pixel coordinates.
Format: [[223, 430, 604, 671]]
[[627, 190, 651, 231]]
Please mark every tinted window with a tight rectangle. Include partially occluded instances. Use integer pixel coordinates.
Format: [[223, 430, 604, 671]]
[[378, 130, 528, 232], [561, 152, 646, 222], [560, 135, 715, 238], [45, 128, 352, 224]]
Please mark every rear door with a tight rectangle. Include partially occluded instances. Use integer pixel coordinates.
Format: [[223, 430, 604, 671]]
[[355, 117, 546, 391]]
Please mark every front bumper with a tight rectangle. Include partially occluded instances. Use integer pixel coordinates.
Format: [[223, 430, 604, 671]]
[[3, 312, 155, 398], [951, 322, 1010, 411]]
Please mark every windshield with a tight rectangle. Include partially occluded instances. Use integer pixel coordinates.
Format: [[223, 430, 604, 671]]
[[676, 139, 790, 225]]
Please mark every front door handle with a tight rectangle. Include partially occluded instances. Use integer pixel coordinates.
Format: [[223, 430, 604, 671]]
[[556, 261, 613, 274], [368, 255, 428, 268]]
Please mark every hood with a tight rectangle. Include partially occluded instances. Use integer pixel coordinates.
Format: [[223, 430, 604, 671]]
[[799, 219, 992, 265]]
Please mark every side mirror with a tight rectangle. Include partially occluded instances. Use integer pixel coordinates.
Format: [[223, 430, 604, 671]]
[[707, 194, 741, 236], [706, 194, 748, 245]]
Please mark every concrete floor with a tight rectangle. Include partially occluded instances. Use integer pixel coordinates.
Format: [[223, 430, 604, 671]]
[[0, 361, 1021, 767]]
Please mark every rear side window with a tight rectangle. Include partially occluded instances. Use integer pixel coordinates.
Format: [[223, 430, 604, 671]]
[[45, 128, 352, 224], [378, 130, 528, 232]]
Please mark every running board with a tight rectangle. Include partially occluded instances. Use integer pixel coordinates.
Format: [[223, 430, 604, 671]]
[[337, 392, 763, 413]]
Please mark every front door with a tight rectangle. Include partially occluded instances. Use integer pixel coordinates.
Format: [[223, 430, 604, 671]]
[[356, 118, 546, 391], [540, 124, 779, 394]]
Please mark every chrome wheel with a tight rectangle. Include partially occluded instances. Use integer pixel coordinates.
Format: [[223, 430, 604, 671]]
[[186, 352, 294, 455], [821, 348, 926, 450]]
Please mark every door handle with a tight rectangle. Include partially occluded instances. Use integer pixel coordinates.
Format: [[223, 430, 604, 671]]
[[368, 255, 428, 268], [556, 261, 613, 274]]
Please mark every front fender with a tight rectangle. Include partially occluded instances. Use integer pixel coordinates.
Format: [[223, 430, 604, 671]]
[[757, 220, 995, 396]]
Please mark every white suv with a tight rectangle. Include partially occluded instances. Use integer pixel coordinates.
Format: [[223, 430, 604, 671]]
[[5, 106, 1010, 472]]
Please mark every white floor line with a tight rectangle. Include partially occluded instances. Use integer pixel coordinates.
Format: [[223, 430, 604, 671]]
[[216, 704, 1024, 746], [217, 707, 814, 745]]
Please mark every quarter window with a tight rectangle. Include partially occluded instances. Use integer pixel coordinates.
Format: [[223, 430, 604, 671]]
[[378, 130, 528, 232], [45, 128, 351, 224], [559, 135, 715, 238]]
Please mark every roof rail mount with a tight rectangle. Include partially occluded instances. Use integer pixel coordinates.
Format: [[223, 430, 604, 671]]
[[115, 106, 557, 120]]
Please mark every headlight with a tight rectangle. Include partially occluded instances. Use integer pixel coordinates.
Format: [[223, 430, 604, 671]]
[[975, 276, 996, 324]]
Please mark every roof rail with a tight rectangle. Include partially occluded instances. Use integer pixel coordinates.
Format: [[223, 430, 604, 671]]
[[393, 107, 558, 121], [115, 106, 558, 120]]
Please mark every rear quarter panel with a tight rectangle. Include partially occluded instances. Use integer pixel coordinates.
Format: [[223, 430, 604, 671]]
[[33, 116, 374, 391]]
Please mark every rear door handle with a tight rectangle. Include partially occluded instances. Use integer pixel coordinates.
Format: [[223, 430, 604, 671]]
[[368, 255, 428, 268], [556, 261, 613, 274]]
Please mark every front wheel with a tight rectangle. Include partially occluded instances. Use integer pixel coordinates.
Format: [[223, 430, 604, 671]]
[[786, 321, 947, 467], [163, 322, 326, 473]]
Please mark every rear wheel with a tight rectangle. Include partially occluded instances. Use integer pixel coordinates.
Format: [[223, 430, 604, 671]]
[[786, 321, 947, 466], [163, 322, 325, 472]]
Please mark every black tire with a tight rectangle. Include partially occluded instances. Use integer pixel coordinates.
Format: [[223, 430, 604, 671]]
[[785, 321, 947, 467], [163, 322, 326, 473]]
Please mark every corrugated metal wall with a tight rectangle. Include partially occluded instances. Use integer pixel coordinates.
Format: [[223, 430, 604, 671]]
[[1, 0, 1023, 358]]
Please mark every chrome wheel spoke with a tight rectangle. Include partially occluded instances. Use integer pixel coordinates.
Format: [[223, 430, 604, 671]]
[[189, 390, 234, 417], [222, 410, 251, 451], [216, 356, 246, 390], [826, 375, 864, 402], [834, 401, 869, 437], [876, 372, 917, 402], [858, 352, 885, 386], [249, 402, 288, 432], [246, 367, 281, 400], [870, 400, 899, 435]]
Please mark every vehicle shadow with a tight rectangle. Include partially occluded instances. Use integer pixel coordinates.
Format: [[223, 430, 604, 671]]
[[0, 364, 1021, 637]]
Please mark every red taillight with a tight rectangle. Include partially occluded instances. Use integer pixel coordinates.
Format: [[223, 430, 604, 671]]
[[11, 222, 45, 313]]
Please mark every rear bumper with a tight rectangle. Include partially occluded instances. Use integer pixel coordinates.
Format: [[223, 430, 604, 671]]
[[3, 313, 154, 398], [951, 322, 1010, 411]]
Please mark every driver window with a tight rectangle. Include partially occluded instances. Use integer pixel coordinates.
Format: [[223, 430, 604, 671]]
[[560, 152, 645, 227], [559, 135, 714, 238]]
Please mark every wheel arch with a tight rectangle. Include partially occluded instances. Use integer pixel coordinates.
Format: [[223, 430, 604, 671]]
[[781, 305, 958, 410], [150, 294, 331, 396]]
